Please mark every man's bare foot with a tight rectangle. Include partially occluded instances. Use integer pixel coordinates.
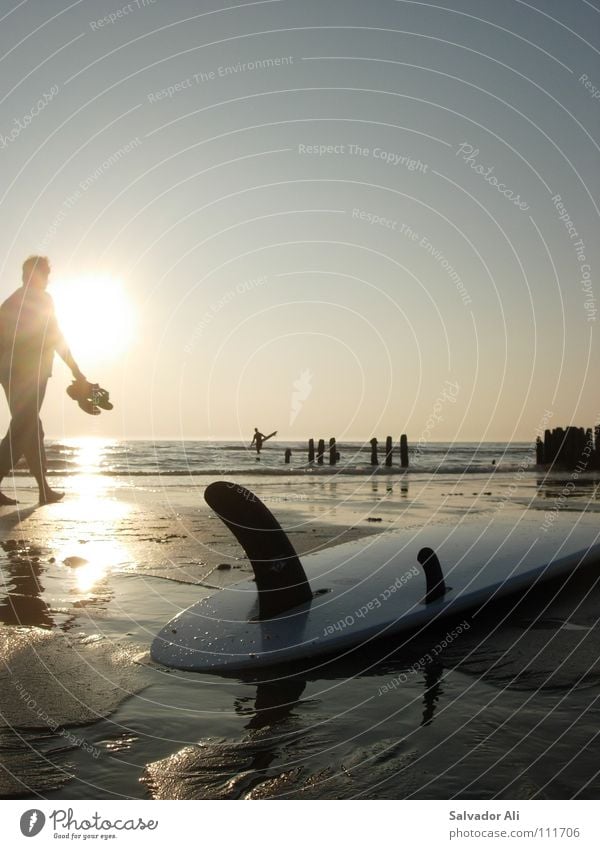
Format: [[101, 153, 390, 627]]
[[39, 488, 64, 505], [0, 491, 18, 506]]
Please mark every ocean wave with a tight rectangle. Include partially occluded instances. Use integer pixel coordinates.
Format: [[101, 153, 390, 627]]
[[24, 466, 597, 478], [22, 439, 565, 479]]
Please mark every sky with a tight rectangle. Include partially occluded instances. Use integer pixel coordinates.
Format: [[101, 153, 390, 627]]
[[0, 0, 598, 442]]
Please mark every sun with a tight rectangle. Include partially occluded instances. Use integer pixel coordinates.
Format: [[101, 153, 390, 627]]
[[51, 273, 135, 365]]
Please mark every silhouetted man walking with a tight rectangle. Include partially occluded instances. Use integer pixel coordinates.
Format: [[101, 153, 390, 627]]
[[0, 256, 86, 504]]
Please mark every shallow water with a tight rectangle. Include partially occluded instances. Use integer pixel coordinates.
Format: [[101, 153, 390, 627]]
[[0, 471, 599, 799], [34, 567, 600, 800], [38, 438, 545, 477]]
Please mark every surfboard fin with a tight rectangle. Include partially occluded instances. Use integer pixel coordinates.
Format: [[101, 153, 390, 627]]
[[204, 481, 313, 619], [417, 547, 447, 604]]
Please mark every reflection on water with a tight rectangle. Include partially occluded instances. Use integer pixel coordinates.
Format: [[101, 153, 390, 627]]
[[236, 678, 307, 732], [1, 439, 598, 799], [64, 438, 131, 520], [421, 661, 444, 727], [536, 475, 600, 500], [140, 639, 456, 800], [0, 438, 133, 629], [0, 539, 54, 628]]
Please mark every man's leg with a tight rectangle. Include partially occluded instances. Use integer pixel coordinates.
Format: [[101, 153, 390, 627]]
[[21, 379, 62, 504], [0, 379, 29, 504]]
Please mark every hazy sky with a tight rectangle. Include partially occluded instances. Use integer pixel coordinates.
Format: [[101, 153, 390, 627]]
[[0, 0, 598, 441]]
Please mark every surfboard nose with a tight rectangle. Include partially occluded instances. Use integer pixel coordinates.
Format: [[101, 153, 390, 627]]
[[204, 481, 313, 619]]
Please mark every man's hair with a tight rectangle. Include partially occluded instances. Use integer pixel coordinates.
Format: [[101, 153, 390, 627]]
[[22, 255, 50, 284]]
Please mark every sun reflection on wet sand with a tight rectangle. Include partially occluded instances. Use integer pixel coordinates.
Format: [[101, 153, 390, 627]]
[[56, 438, 134, 593], [65, 539, 132, 594]]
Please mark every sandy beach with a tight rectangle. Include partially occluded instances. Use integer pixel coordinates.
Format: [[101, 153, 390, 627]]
[[1, 466, 599, 799], [1, 0, 599, 831]]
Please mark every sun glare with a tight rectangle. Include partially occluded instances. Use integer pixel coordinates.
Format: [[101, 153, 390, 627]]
[[52, 273, 135, 364]]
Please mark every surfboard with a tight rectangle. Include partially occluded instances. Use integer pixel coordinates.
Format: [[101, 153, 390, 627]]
[[151, 482, 600, 673]]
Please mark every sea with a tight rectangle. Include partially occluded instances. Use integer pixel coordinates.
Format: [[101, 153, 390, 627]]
[[2, 438, 599, 800], [40, 439, 535, 478]]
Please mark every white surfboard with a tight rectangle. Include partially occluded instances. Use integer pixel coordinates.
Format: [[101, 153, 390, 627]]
[[151, 482, 600, 672]]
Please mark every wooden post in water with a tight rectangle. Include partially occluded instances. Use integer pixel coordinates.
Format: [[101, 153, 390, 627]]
[[370, 438, 378, 466], [385, 436, 393, 467], [400, 434, 409, 468], [308, 438, 315, 463], [576, 428, 587, 468], [539, 425, 598, 470], [554, 427, 565, 466], [535, 436, 544, 465], [543, 429, 552, 464], [585, 429, 593, 470], [569, 427, 585, 468], [329, 438, 337, 465], [317, 439, 325, 465], [563, 427, 574, 468]]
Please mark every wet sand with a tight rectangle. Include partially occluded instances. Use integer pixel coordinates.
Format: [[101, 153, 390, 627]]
[[0, 471, 599, 798]]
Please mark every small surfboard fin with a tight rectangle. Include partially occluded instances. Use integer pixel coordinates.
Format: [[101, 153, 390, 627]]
[[204, 481, 313, 619], [417, 547, 447, 604]]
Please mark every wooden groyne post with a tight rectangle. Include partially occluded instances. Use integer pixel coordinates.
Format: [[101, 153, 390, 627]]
[[370, 437, 378, 465], [317, 439, 325, 465], [329, 438, 337, 465], [385, 436, 393, 467], [536, 436, 544, 465], [400, 434, 409, 468], [536, 425, 598, 470], [304, 435, 409, 468]]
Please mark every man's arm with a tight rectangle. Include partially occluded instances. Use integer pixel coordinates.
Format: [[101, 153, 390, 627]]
[[47, 299, 85, 381]]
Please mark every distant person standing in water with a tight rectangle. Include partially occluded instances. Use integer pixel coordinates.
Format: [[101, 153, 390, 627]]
[[0, 256, 87, 505], [251, 428, 266, 456], [250, 427, 277, 457]]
